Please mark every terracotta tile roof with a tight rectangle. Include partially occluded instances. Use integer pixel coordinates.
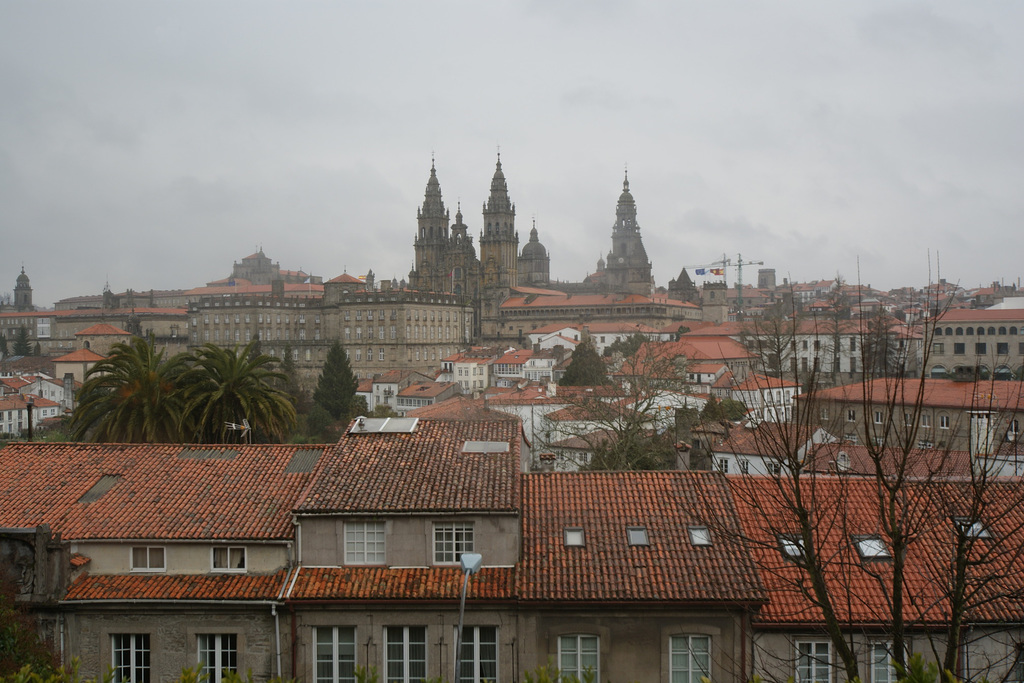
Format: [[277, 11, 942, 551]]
[[288, 566, 515, 601], [0, 443, 323, 540], [397, 382, 455, 398], [730, 476, 1024, 626], [405, 397, 519, 422], [937, 309, 1024, 322], [501, 293, 694, 310], [494, 349, 533, 365], [732, 373, 801, 391], [70, 553, 91, 568], [527, 323, 580, 335], [809, 379, 1024, 412], [295, 420, 521, 513], [75, 323, 130, 336], [52, 348, 106, 363], [519, 471, 767, 604], [327, 273, 365, 284], [66, 571, 288, 601]]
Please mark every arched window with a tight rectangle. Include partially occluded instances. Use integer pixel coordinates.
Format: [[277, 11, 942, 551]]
[[935, 328, 943, 336], [931, 365, 947, 378], [956, 327, 963, 335], [988, 327, 996, 335], [945, 327, 953, 335], [994, 365, 1013, 381], [967, 327, 975, 335], [977, 328, 984, 336], [999, 327, 1007, 335], [1012, 327, 1019, 335]]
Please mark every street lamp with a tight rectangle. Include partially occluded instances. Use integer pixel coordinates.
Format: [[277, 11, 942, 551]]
[[454, 553, 483, 683]]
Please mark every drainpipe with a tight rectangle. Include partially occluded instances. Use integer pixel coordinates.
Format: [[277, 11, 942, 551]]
[[272, 604, 282, 679]]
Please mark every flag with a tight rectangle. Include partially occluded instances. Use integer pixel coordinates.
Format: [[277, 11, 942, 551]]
[[711, 268, 725, 275], [304, 277, 312, 284], [695, 268, 706, 275], [358, 274, 367, 282], [448, 268, 455, 279]]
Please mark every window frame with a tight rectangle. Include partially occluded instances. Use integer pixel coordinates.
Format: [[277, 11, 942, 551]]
[[198, 633, 238, 683], [564, 527, 585, 547], [626, 526, 649, 546], [433, 522, 474, 565], [455, 625, 498, 683], [796, 640, 831, 683], [211, 546, 247, 573], [558, 634, 599, 682], [130, 546, 166, 573], [384, 626, 427, 683], [315, 626, 356, 683], [670, 634, 711, 683], [870, 642, 900, 683], [778, 534, 805, 562], [111, 633, 151, 683], [854, 535, 892, 561], [344, 521, 386, 565]]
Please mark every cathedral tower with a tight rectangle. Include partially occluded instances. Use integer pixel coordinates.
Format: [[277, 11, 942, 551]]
[[14, 267, 33, 312], [518, 220, 550, 287], [479, 154, 518, 289], [604, 172, 653, 296], [411, 161, 451, 293]]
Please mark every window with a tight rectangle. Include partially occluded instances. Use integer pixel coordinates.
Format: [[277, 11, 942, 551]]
[[212, 547, 246, 572], [940, 415, 950, 430], [626, 526, 649, 546], [955, 517, 991, 539], [345, 521, 385, 564], [921, 414, 931, 428], [688, 526, 712, 546], [953, 343, 965, 355], [871, 643, 898, 683], [456, 626, 497, 683], [315, 626, 356, 683], [797, 641, 831, 683], [998, 342, 1009, 355], [716, 458, 729, 474], [564, 527, 585, 547], [670, 635, 711, 683], [854, 535, 891, 560], [112, 634, 150, 683], [434, 523, 473, 564], [559, 635, 598, 681], [131, 547, 165, 572], [976, 343, 987, 355], [847, 409, 856, 422], [739, 458, 750, 474], [198, 634, 237, 683], [779, 534, 805, 561], [933, 343, 944, 354], [874, 410, 883, 425], [385, 626, 426, 683]]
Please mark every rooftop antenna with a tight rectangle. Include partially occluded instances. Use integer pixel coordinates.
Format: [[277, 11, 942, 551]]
[[225, 419, 251, 444]]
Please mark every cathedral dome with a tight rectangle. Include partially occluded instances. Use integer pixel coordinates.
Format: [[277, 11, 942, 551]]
[[16, 267, 29, 286], [521, 226, 547, 258]]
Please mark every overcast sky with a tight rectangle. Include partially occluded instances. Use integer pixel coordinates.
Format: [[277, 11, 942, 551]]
[[2, 1, 1022, 308]]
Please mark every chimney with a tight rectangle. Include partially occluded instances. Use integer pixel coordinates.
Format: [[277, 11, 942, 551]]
[[538, 452, 557, 472], [64, 373, 76, 411]]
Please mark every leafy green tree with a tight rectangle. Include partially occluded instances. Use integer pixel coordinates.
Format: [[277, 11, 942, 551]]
[[603, 333, 648, 358], [179, 341, 297, 443], [304, 404, 334, 441], [559, 337, 610, 386], [69, 336, 190, 442], [12, 328, 30, 357], [0, 583, 56, 677], [370, 404, 398, 418], [313, 342, 359, 420]]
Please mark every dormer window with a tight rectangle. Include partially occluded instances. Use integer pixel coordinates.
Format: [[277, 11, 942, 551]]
[[688, 526, 712, 546], [778, 534, 805, 561], [564, 527, 585, 547], [626, 527, 649, 546], [131, 546, 165, 573], [854, 535, 891, 561]]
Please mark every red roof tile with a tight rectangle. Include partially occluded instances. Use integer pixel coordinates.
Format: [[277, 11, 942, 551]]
[[809, 378, 1024, 412], [295, 420, 521, 513], [406, 397, 519, 421], [66, 571, 288, 601], [75, 323, 130, 336], [0, 443, 324, 540], [519, 471, 767, 604], [52, 348, 106, 363], [288, 566, 515, 601]]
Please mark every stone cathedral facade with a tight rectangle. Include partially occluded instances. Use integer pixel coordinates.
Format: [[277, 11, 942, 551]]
[[408, 155, 654, 341]]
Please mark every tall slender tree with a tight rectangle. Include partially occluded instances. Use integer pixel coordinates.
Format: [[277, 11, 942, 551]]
[[12, 327, 31, 356], [559, 337, 610, 386], [179, 340, 297, 443], [313, 341, 359, 421], [69, 336, 190, 442]]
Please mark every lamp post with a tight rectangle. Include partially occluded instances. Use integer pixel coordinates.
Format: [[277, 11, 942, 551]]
[[454, 553, 483, 683]]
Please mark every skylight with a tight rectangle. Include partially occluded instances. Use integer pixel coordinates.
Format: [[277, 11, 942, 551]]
[[955, 517, 992, 539], [854, 535, 891, 560], [688, 526, 712, 546], [564, 527, 585, 547], [461, 440, 510, 454], [284, 448, 323, 474], [349, 417, 419, 434], [178, 448, 237, 460], [78, 474, 121, 504], [627, 527, 649, 546], [778, 534, 805, 560]]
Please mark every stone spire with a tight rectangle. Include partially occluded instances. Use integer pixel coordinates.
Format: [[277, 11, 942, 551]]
[[484, 153, 514, 217], [613, 171, 638, 233], [418, 159, 447, 221]]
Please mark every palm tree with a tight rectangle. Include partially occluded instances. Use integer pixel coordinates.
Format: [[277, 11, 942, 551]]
[[179, 341, 297, 443], [70, 336, 190, 442]]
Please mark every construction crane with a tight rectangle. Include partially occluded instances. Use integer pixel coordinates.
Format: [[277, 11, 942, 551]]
[[681, 253, 764, 315]]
